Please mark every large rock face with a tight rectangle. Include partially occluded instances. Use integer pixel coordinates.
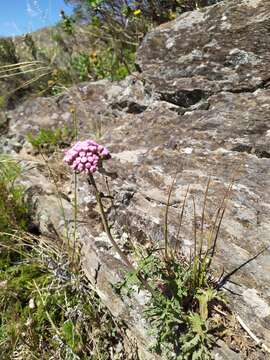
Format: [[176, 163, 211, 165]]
[[1, 0, 270, 358], [137, 0, 270, 104]]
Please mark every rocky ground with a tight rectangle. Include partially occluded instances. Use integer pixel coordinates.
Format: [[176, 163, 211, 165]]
[[1, 0, 270, 358]]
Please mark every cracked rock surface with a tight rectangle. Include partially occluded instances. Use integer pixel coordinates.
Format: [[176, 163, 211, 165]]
[[137, 0, 270, 102]]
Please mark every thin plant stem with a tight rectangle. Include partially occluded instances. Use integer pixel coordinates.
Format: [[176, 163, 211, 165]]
[[164, 174, 177, 261], [88, 174, 132, 268], [39, 152, 70, 247], [33, 280, 61, 336], [207, 207, 226, 270], [5, 71, 52, 97], [0, 60, 42, 69], [196, 178, 211, 281], [206, 181, 233, 270], [87, 174, 155, 296], [0, 66, 49, 79], [72, 171, 78, 266], [71, 109, 79, 268], [192, 195, 197, 258], [199, 177, 211, 258], [72, 108, 78, 141], [174, 184, 190, 255], [0, 62, 42, 75]]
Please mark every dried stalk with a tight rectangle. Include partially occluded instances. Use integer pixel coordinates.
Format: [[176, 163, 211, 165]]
[[236, 315, 270, 353]]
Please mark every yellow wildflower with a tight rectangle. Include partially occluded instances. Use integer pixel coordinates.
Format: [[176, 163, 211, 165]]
[[168, 11, 177, 20], [133, 9, 141, 16], [90, 51, 98, 64]]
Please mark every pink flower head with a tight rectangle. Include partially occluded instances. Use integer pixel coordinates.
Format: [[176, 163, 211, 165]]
[[64, 140, 111, 174]]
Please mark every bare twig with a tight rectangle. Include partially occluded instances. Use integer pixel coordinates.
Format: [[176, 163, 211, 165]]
[[236, 315, 270, 353]]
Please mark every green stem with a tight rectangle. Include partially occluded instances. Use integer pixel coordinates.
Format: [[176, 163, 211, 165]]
[[88, 174, 155, 296]]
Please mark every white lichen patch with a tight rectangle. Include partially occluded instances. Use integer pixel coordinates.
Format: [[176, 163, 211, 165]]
[[227, 49, 261, 66], [166, 38, 175, 49], [243, 288, 270, 318], [173, 10, 204, 31], [243, 0, 263, 8], [113, 149, 147, 164], [181, 147, 193, 155]]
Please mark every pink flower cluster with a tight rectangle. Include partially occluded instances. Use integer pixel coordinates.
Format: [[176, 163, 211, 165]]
[[64, 140, 110, 174]]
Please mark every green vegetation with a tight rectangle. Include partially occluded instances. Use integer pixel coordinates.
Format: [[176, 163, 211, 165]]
[[0, 2, 239, 358], [71, 48, 135, 81], [0, 157, 29, 233], [0, 95, 7, 109], [115, 180, 232, 359], [0, 38, 18, 64], [0, 242, 126, 359], [0, 157, 129, 359], [60, 11, 76, 35], [27, 127, 75, 154]]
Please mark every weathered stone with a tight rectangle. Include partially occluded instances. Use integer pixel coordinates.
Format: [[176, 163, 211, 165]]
[[137, 0, 270, 103], [4, 74, 270, 357]]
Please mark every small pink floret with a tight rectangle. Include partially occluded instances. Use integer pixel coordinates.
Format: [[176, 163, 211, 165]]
[[89, 145, 96, 152], [77, 163, 84, 171], [101, 148, 109, 157]]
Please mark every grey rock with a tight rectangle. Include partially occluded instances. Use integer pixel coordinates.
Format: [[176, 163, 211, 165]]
[[137, 0, 270, 102]]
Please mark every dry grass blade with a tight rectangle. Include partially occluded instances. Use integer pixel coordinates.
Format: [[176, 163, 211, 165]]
[[0, 61, 43, 69], [0, 66, 49, 79], [175, 184, 190, 254], [33, 280, 61, 336], [0, 231, 61, 263], [199, 177, 211, 256], [36, 152, 70, 248], [236, 315, 270, 353], [206, 181, 234, 269], [0, 63, 41, 75], [164, 173, 177, 261], [5, 71, 52, 97], [192, 195, 197, 258]]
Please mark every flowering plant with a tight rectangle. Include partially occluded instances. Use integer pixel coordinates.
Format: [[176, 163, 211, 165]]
[[64, 140, 110, 174], [64, 139, 154, 296]]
